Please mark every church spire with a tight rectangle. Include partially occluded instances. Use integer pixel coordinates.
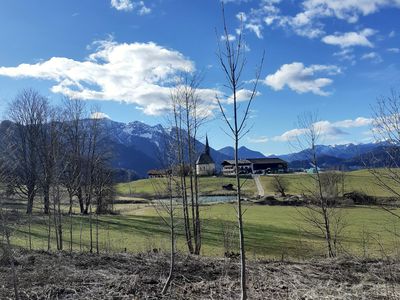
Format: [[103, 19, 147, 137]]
[[205, 135, 210, 155]]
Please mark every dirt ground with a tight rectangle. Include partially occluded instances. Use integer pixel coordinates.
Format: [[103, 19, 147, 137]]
[[1, 250, 400, 299]]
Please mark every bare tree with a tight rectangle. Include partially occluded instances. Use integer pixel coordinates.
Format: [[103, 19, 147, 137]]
[[295, 113, 346, 258], [7, 89, 49, 214], [169, 79, 193, 254], [61, 98, 87, 214], [151, 136, 180, 295], [216, 6, 264, 299], [170, 72, 207, 255], [370, 89, 400, 219], [271, 175, 289, 197]]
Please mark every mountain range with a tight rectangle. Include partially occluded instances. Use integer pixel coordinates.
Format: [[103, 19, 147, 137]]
[[0, 118, 391, 179], [96, 119, 392, 176]]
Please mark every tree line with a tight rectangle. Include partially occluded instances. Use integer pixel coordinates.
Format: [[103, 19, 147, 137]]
[[0, 89, 114, 252]]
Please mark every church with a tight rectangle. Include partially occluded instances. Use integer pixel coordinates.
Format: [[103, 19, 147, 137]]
[[196, 136, 215, 176]]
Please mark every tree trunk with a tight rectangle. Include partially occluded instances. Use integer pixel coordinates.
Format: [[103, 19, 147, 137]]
[[5, 233, 19, 300], [28, 213, 32, 251], [69, 194, 73, 253], [162, 177, 175, 295], [235, 134, 247, 300], [57, 189, 63, 251], [96, 213, 99, 254], [194, 171, 201, 255], [47, 207, 51, 251], [43, 183, 50, 215], [26, 186, 35, 214], [89, 203, 93, 253], [77, 187, 84, 214]]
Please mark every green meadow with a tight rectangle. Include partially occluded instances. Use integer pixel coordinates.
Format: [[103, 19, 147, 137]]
[[116, 175, 257, 198], [6, 169, 400, 259], [259, 169, 400, 197], [10, 201, 400, 259]]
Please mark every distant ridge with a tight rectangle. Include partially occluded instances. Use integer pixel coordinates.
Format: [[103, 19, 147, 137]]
[[271, 142, 392, 170], [1, 118, 390, 178], [218, 146, 266, 159]]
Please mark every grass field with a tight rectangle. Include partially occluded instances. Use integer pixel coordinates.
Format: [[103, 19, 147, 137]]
[[116, 176, 257, 198], [9, 201, 400, 259], [6, 169, 400, 259], [259, 169, 400, 198], [116, 169, 400, 199]]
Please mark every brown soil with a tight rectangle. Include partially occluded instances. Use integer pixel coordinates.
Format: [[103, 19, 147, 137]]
[[1, 250, 400, 299]]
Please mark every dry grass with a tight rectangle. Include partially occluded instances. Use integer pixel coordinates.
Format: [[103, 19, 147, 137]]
[[1, 250, 400, 299]]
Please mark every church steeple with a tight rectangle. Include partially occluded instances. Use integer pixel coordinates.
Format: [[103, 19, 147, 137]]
[[205, 135, 210, 155]]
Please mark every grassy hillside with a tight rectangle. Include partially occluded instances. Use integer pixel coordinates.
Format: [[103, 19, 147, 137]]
[[116, 176, 257, 198], [260, 169, 400, 198], [117, 169, 400, 199]]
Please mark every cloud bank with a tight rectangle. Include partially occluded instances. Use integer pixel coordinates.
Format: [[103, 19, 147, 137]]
[[234, 0, 400, 40], [273, 117, 373, 142], [0, 40, 218, 115]]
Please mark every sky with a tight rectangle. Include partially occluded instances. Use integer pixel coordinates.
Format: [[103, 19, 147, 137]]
[[0, 0, 399, 155]]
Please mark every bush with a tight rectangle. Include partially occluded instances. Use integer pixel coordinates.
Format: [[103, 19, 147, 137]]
[[343, 191, 377, 205]]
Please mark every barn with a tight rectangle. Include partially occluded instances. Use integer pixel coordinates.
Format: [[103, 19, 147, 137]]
[[221, 158, 288, 175]]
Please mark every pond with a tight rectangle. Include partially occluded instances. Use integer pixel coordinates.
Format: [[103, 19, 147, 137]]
[[198, 195, 236, 203], [154, 195, 237, 204]]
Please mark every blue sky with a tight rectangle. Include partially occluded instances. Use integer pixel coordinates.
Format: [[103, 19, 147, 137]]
[[0, 0, 399, 155]]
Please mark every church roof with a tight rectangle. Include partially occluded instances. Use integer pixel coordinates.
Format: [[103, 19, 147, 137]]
[[196, 152, 214, 164], [196, 135, 215, 165]]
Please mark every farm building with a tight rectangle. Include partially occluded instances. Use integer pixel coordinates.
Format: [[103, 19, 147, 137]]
[[196, 136, 216, 176], [147, 169, 170, 178], [221, 158, 288, 175]]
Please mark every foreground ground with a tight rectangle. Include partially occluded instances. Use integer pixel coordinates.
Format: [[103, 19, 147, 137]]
[[1, 250, 399, 299]]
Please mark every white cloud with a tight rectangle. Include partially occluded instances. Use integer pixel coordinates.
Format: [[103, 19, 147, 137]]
[[264, 62, 341, 96], [322, 28, 377, 48], [272, 116, 373, 142], [301, 0, 400, 23], [248, 136, 269, 143], [226, 89, 261, 104], [272, 128, 305, 142], [388, 47, 400, 53], [237, 0, 400, 40], [245, 23, 263, 39], [334, 117, 373, 128], [361, 51, 383, 63], [110, 0, 151, 15], [333, 48, 356, 63], [91, 112, 111, 119], [236, 12, 247, 22], [0, 40, 221, 115], [111, 0, 133, 11], [138, 4, 151, 15], [220, 34, 236, 42]]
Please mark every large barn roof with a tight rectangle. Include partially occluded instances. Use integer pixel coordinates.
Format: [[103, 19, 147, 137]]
[[221, 159, 252, 165], [221, 158, 287, 166], [247, 158, 287, 164]]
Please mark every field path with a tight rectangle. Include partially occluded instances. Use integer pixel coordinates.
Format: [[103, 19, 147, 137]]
[[253, 175, 265, 197]]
